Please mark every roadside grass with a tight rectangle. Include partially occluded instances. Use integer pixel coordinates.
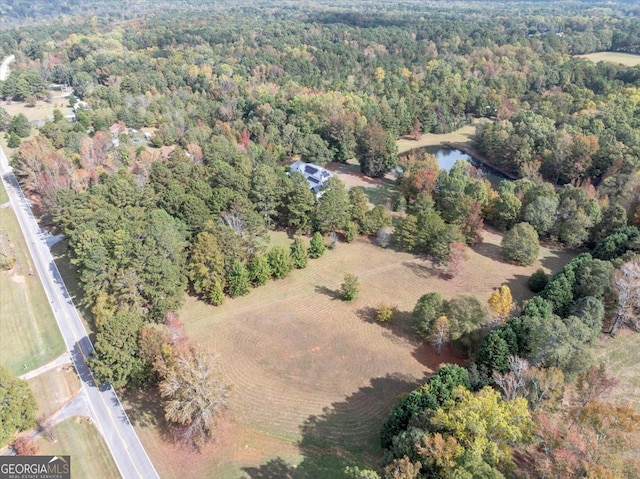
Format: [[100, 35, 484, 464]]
[[28, 367, 80, 420], [576, 52, 640, 67], [0, 182, 65, 375], [36, 416, 121, 479], [130, 227, 574, 479], [592, 330, 640, 410]]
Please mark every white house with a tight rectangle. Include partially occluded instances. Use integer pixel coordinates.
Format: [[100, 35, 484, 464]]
[[289, 161, 333, 195]]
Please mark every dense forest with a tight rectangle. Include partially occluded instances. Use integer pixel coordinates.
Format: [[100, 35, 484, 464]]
[[1, 0, 639, 475]]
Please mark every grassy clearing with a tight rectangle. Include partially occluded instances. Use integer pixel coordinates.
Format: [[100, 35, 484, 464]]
[[592, 330, 640, 410], [0, 182, 65, 375], [36, 416, 121, 479], [28, 368, 80, 420], [576, 52, 640, 67], [396, 120, 490, 155], [2, 94, 74, 123], [130, 228, 574, 479]]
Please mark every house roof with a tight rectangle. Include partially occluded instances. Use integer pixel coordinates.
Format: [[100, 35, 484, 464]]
[[160, 145, 176, 159], [289, 161, 333, 194]]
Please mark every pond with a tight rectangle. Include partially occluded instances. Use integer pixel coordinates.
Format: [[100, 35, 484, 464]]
[[425, 146, 508, 186]]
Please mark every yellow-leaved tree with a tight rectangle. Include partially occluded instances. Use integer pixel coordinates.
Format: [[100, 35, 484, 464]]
[[430, 386, 532, 468], [488, 284, 514, 323]]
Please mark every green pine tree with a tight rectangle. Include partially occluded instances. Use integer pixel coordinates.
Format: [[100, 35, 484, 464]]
[[309, 232, 326, 259], [290, 237, 308, 269]]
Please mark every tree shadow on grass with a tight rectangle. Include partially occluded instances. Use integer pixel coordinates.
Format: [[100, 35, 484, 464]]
[[242, 373, 426, 479], [401, 260, 440, 279], [470, 240, 510, 265], [122, 387, 175, 444], [314, 285, 342, 300]]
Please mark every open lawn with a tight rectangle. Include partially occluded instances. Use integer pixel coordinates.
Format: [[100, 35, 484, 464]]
[[0, 182, 65, 375], [2, 93, 74, 123], [576, 52, 640, 67], [128, 228, 575, 479], [28, 367, 80, 420], [592, 330, 640, 410], [36, 417, 121, 479]]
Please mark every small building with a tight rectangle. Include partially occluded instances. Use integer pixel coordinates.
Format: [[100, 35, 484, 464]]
[[109, 122, 127, 137], [289, 161, 333, 195], [160, 145, 176, 159]]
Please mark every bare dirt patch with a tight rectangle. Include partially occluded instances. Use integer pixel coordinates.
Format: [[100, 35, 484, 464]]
[[131, 227, 575, 478]]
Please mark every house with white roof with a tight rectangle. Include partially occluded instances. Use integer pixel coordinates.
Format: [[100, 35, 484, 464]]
[[289, 161, 333, 195]]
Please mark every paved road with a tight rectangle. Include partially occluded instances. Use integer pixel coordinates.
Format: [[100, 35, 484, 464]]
[[0, 55, 15, 81], [0, 147, 159, 479]]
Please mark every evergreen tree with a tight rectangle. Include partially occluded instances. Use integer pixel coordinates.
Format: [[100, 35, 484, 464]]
[[267, 246, 293, 278], [247, 254, 271, 286], [309, 232, 326, 259], [290, 237, 308, 269], [226, 260, 250, 297]]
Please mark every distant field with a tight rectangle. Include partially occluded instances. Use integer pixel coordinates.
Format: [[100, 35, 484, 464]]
[[576, 52, 640, 67], [0, 182, 65, 375], [592, 330, 640, 410], [130, 228, 575, 479], [36, 417, 121, 479], [2, 92, 73, 123]]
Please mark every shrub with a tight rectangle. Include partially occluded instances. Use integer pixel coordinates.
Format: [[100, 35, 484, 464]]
[[341, 273, 360, 301], [376, 303, 396, 322], [528, 268, 548, 293]]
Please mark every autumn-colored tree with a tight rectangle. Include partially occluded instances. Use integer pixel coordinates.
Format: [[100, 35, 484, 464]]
[[523, 366, 565, 412], [572, 363, 618, 407], [160, 348, 229, 449], [416, 434, 463, 479], [383, 455, 421, 479], [442, 241, 466, 280], [462, 200, 484, 245], [488, 285, 514, 323], [429, 316, 451, 354], [530, 400, 640, 478], [12, 436, 38, 455], [431, 386, 532, 468]]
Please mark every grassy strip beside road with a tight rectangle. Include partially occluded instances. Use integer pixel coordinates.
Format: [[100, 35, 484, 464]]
[[0, 181, 65, 375], [36, 417, 121, 479]]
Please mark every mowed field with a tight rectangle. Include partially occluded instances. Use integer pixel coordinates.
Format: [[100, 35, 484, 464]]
[[0, 182, 65, 375], [592, 330, 640, 410], [2, 93, 74, 123], [36, 417, 121, 479], [576, 51, 640, 67], [130, 229, 575, 479]]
